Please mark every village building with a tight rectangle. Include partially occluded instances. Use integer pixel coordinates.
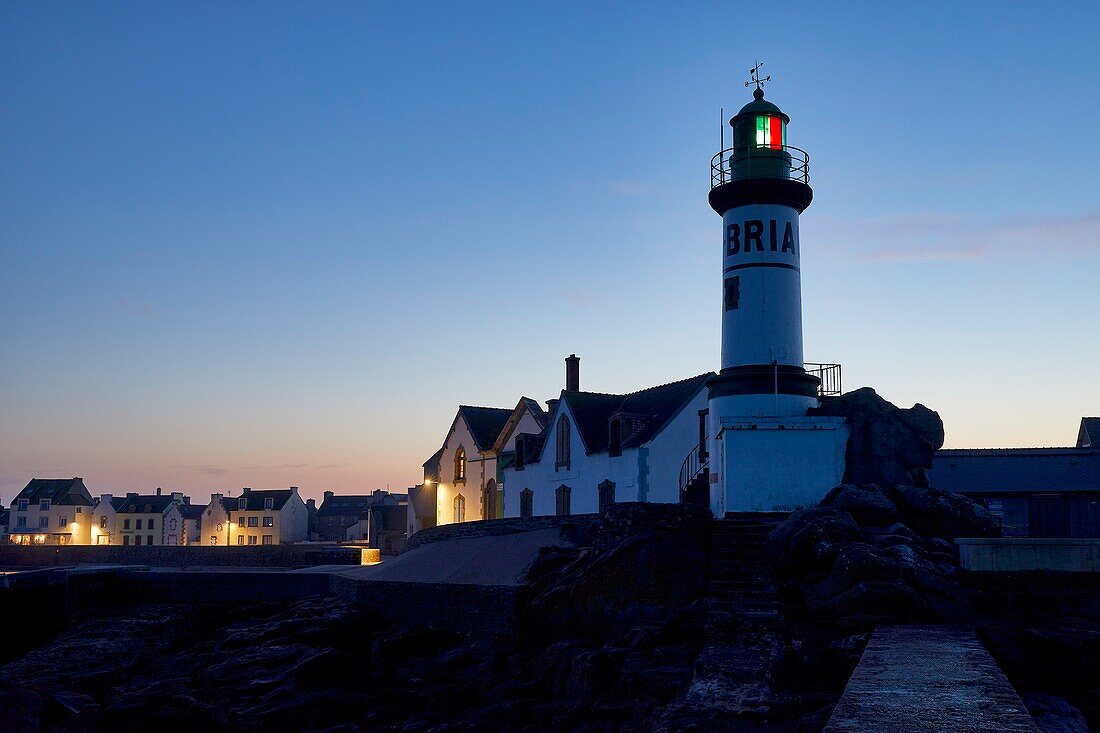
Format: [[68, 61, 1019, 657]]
[[8, 478, 93, 545], [499, 366, 714, 517], [345, 502, 409, 554], [317, 489, 406, 541], [216, 487, 309, 545], [421, 395, 548, 528], [0, 507, 9, 544], [94, 489, 190, 546], [929, 418, 1100, 538], [180, 502, 204, 545]]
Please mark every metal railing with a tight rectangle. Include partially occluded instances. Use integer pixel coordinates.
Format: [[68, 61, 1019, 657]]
[[678, 442, 709, 497], [805, 362, 842, 397], [710, 144, 810, 188]]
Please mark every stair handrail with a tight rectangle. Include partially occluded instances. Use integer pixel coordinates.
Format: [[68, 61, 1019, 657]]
[[679, 442, 709, 496]]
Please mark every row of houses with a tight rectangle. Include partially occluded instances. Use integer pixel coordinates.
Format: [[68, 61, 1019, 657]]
[[3, 481, 410, 551], [409, 356, 1100, 539]]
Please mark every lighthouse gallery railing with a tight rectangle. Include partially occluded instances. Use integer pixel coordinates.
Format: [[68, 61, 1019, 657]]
[[710, 144, 810, 189]]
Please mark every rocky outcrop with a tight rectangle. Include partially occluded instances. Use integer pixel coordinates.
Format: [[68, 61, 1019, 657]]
[[810, 387, 945, 488], [771, 482, 998, 626]]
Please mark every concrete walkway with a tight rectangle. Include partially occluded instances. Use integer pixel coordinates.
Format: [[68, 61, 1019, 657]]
[[824, 625, 1036, 733], [330, 527, 572, 586]]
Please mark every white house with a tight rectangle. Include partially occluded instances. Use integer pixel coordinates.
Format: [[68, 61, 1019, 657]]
[[499, 371, 713, 517], [205, 487, 309, 545], [94, 489, 190, 546], [424, 397, 548, 528], [8, 478, 94, 545]]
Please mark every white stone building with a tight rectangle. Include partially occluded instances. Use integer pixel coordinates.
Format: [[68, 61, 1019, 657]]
[[498, 372, 713, 517], [93, 489, 191, 546], [8, 478, 94, 545], [203, 487, 308, 545]]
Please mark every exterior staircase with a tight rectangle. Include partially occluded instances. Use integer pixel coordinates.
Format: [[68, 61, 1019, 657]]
[[707, 512, 788, 635]]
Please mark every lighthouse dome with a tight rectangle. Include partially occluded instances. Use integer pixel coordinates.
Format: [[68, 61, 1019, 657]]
[[732, 87, 789, 124]]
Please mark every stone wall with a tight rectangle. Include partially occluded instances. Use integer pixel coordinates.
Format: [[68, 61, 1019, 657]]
[[594, 502, 712, 550], [332, 576, 518, 632], [958, 538, 1100, 572], [0, 544, 361, 569]]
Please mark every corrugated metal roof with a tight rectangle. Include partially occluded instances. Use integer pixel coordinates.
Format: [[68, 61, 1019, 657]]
[[930, 448, 1100, 494]]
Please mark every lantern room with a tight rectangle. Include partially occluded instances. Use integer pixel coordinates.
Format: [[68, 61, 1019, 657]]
[[725, 87, 796, 182]]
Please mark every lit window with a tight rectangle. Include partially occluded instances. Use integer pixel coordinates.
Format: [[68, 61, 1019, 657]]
[[263, 516, 273, 527], [755, 115, 786, 150], [454, 447, 467, 483]]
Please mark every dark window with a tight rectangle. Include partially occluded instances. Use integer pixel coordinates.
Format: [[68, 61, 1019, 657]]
[[263, 516, 273, 527], [148, 518, 155, 530], [123, 535, 130, 546], [520, 489, 533, 518], [555, 485, 571, 516], [609, 419, 622, 457], [39, 500, 50, 511], [39, 517, 48, 528], [57, 515, 67, 527], [147, 535, 153, 545], [134, 535, 142, 546], [135, 519, 143, 530], [515, 437, 525, 471], [248, 535, 257, 545], [248, 516, 258, 527], [262, 535, 273, 545], [239, 498, 247, 510], [17, 500, 27, 511], [555, 417, 571, 469], [264, 498, 274, 509], [454, 447, 467, 483], [724, 276, 740, 311], [100, 515, 108, 528], [123, 519, 130, 529]]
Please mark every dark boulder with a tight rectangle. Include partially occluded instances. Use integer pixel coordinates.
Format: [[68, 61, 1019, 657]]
[[769, 507, 862, 575], [810, 387, 944, 488], [820, 484, 900, 527], [887, 484, 999, 540], [1023, 692, 1091, 733]]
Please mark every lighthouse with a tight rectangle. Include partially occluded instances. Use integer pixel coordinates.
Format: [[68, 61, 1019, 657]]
[[706, 66, 849, 515]]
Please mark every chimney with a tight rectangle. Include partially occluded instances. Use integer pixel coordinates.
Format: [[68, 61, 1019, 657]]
[[126, 492, 138, 498], [565, 354, 580, 392], [324, 490, 334, 503], [242, 487, 252, 494], [546, 398, 560, 415], [290, 486, 299, 495], [306, 498, 316, 509], [156, 487, 162, 496], [210, 492, 223, 505], [100, 493, 113, 504], [171, 492, 183, 502]]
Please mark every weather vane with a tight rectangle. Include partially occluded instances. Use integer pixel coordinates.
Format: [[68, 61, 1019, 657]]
[[745, 61, 770, 90]]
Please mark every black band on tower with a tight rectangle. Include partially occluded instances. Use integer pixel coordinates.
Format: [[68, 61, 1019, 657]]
[[709, 178, 813, 216], [707, 365, 821, 399]]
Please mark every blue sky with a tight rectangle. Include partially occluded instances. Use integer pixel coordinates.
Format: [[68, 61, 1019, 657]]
[[2, 2, 1098, 503]]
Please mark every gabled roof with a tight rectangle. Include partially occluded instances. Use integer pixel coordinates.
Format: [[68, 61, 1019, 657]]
[[112, 495, 179, 514], [318, 495, 373, 516], [458, 405, 513, 452], [1079, 418, 1100, 448], [560, 373, 713, 455], [179, 504, 205, 521], [14, 478, 93, 507], [222, 489, 296, 511], [930, 447, 1100, 494], [490, 396, 549, 454]]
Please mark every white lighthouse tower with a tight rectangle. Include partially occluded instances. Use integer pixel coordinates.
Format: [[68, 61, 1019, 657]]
[[706, 66, 849, 515]]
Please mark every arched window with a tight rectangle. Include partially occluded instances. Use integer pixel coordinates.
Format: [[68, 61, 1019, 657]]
[[555, 485, 571, 516], [454, 447, 466, 483], [453, 494, 466, 523], [520, 488, 534, 518], [483, 479, 497, 520], [555, 416, 571, 469]]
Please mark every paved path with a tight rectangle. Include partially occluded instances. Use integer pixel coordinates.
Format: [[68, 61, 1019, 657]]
[[824, 625, 1036, 733], [331, 527, 572, 586]]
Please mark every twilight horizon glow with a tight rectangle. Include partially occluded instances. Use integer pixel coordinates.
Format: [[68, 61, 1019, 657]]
[[2, 2, 1098, 506]]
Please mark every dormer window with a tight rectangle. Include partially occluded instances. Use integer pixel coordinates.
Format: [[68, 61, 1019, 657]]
[[39, 500, 50, 511], [515, 437, 525, 471], [264, 497, 274, 510], [454, 447, 467, 483], [144, 504, 153, 513], [609, 419, 622, 458], [17, 500, 27, 511], [239, 498, 247, 510]]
